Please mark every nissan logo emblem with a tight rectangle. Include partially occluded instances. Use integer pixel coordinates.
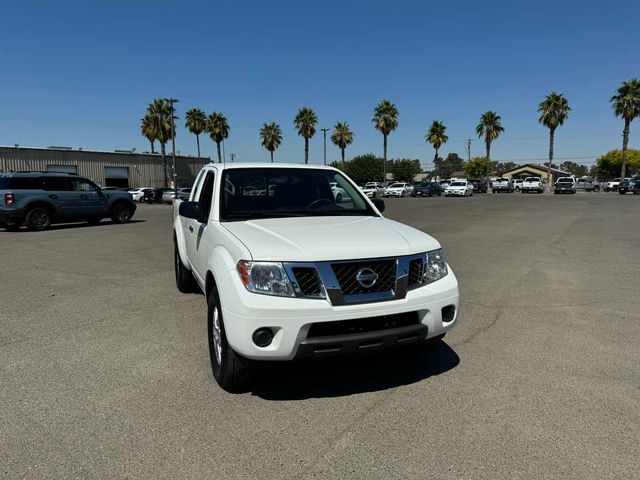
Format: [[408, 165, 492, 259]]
[[355, 267, 378, 288]]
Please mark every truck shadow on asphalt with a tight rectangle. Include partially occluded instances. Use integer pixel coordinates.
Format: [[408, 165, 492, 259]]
[[250, 339, 459, 400], [1, 220, 146, 232]]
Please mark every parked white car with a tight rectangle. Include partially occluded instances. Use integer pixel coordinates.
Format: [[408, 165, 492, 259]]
[[520, 177, 544, 194], [129, 187, 153, 202], [511, 179, 524, 191], [172, 163, 459, 392], [384, 182, 414, 197], [444, 181, 474, 197], [329, 182, 349, 202], [360, 182, 386, 198]]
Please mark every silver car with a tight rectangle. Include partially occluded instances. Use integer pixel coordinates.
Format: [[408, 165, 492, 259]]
[[162, 188, 192, 204]]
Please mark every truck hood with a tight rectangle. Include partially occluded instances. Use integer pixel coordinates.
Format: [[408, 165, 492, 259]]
[[222, 216, 440, 262]]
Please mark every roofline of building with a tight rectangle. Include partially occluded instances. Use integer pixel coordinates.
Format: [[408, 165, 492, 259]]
[[0, 144, 209, 160], [500, 163, 570, 175]]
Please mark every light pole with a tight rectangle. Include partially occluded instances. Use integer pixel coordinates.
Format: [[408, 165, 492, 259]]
[[167, 98, 179, 193], [321, 128, 329, 165]]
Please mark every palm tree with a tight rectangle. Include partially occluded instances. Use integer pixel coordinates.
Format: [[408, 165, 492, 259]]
[[207, 112, 230, 163], [146, 99, 174, 187], [476, 111, 504, 187], [294, 107, 317, 164], [331, 122, 354, 167], [185, 108, 207, 157], [140, 114, 157, 154], [260, 122, 283, 163], [539, 92, 571, 185], [610, 78, 640, 180], [372, 99, 399, 182], [425, 120, 448, 163]]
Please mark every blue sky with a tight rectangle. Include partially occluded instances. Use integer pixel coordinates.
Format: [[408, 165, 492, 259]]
[[1, 0, 639, 170]]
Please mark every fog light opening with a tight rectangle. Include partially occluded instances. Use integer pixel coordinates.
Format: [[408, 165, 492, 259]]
[[252, 328, 274, 347], [442, 305, 456, 323]]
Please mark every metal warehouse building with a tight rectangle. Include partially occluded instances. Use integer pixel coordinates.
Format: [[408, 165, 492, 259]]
[[0, 145, 210, 189]]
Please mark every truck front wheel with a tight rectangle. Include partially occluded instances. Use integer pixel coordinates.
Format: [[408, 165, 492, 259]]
[[207, 285, 253, 393]]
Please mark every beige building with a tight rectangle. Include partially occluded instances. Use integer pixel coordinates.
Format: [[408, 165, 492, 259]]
[[500, 164, 569, 182], [0, 145, 209, 188]]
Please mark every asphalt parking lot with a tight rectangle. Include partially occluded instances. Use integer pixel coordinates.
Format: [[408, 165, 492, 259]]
[[1, 192, 639, 479]]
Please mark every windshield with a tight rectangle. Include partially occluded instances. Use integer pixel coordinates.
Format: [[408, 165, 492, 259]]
[[450, 181, 466, 186], [220, 168, 376, 221], [388, 183, 404, 188]]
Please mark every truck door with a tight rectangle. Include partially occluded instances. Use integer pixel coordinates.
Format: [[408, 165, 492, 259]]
[[184, 170, 216, 284], [68, 177, 108, 215]]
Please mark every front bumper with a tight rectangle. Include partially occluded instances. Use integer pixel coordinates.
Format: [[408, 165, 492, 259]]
[[219, 266, 459, 360], [445, 189, 466, 196]]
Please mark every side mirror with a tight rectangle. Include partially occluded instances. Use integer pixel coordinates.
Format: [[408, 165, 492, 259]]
[[372, 198, 385, 213], [179, 201, 201, 221]]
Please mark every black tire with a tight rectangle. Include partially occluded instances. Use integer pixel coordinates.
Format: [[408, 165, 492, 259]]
[[427, 191, 432, 197], [110, 202, 133, 224], [619, 190, 626, 195], [174, 239, 197, 293], [3, 220, 22, 231], [207, 285, 253, 393], [594, 186, 600, 192], [25, 207, 52, 231]]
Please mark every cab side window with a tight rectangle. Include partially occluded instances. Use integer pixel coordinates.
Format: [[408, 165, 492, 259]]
[[70, 178, 98, 192], [197, 172, 216, 222], [42, 177, 70, 191]]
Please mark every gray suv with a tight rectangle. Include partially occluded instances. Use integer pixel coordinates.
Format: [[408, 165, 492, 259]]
[[0, 172, 137, 231]]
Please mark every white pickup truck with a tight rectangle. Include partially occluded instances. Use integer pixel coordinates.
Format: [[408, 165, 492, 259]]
[[173, 163, 459, 392], [520, 176, 545, 194]]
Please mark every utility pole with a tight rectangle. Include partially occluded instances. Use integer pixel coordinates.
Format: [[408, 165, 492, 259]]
[[167, 98, 179, 192], [229, 153, 236, 163], [465, 139, 472, 162], [321, 128, 329, 165]]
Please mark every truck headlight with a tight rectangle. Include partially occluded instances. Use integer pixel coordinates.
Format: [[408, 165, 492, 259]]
[[424, 249, 448, 283], [237, 261, 295, 297]]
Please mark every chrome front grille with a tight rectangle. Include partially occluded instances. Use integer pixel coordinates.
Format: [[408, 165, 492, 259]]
[[284, 253, 428, 306], [330, 259, 397, 295]]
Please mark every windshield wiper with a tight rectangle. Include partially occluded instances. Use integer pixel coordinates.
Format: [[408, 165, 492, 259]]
[[223, 211, 307, 220]]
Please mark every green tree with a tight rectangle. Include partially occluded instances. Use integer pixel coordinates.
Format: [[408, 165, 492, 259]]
[[391, 159, 421, 182], [145, 99, 174, 187], [293, 107, 318, 164], [333, 153, 384, 184], [207, 112, 230, 163], [559, 161, 588, 177], [184, 108, 207, 157], [538, 92, 571, 185], [425, 120, 448, 163], [495, 161, 517, 174], [433, 153, 465, 179], [331, 121, 354, 167], [140, 114, 157, 154], [464, 157, 493, 178], [596, 149, 640, 178], [610, 78, 640, 179], [260, 122, 283, 163], [372, 99, 399, 182]]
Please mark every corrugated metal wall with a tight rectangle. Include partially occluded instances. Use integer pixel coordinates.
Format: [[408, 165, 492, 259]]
[[0, 147, 210, 188]]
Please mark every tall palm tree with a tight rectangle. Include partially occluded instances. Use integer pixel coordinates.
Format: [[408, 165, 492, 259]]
[[538, 92, 571, 185], [425, 120, 448, 163], [610, 78, 640, 180], [260, 122, 283, 163], [207, 112, 230, 163], [185, 108, 207, 157], [146, 99, 174, 187], [293, 107, 317, 164], [331, 122, 354, 167], [476, 111, 504, 186], [372, 99, 399, 182], [140, 114, 157, 154]]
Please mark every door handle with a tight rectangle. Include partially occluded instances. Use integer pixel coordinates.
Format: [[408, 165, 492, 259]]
[[188, 225, 194, 233], [79, 194, 88, 199], [49, 194, 58, 199]]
